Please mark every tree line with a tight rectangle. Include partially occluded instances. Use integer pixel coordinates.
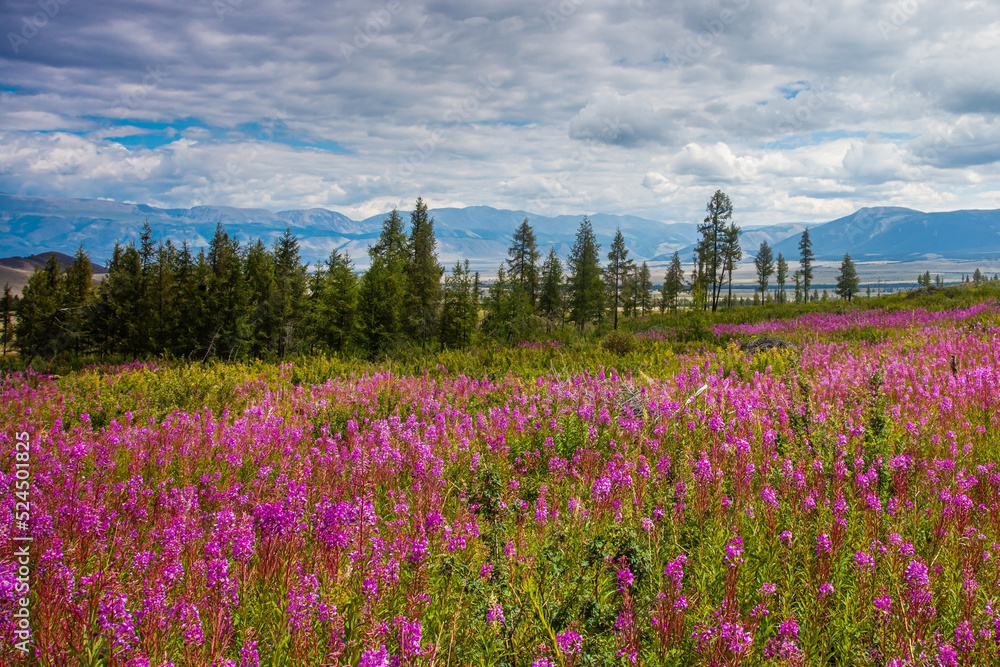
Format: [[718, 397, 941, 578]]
[[4, 191, 869, 361]]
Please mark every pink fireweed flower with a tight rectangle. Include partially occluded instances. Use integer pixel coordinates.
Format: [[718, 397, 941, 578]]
[[556, 630, 583, 656], [664, 554, 687, 589], [854, 550, 876, 572], [724, 536, 744, 568], [758, 582, 777, 596], [817, 582, 834, 599], [780, 530, 793, 547], [617, 566, 635, 592]]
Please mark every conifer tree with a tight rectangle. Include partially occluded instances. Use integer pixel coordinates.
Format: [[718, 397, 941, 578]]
[[15, 254, 63, 358], [506, 218, 540, 308], [661, 251, 684, 313], [358, 209, 408, 356], [405, 198, 443, 345], [604, 228, 632, 329], [776, 253, 788, 303], [721, 222, 742, 307], [481, 264, 518, 342], [799, 228, 814, 297], [440, 259, 477, 349], [637, 261, 653, 316], [309, 249, 357, 354], [754, 241, 775, 302], [567, 217, 603, 332], [1, 283, 14, 355], [205, 224, 248, 359], [697, 190, 734, 312], [835, 253, 860, 301], [538, 247, 564, 331], [244, 239, 276, 357], [273, 228, 308, 356]]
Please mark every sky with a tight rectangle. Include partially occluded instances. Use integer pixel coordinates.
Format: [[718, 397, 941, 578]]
[[1, 0, 999, 226]]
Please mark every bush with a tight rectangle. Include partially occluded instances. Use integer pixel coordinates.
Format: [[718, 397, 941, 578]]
[[601, 329, 636, 356]]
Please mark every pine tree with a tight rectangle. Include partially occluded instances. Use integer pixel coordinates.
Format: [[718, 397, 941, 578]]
[[755, 241, 775, 302], [405, 198, 443, 345], [15, 254, 63, 358], [92, 243, 144, 356], [567, 217, 603, 332], [799, 228, 814, 297], [835, 253, 860, 301], [358, 209, 408, 356], [974, 267, 983, 284], [1, 283, 14, 355], [506, 218, 540, 309], [168, 240, 205, 357], [538, 247, 564, 331], [244, 239, 276, 356], [204, 224, 249, 360], [440, 259, 477, 349], [604, 228, 632, 329], [776, 253, 788, 303]]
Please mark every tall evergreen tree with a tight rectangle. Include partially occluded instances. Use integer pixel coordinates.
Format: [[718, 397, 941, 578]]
[[835, 253, 860, 301], [754, 241, 775, 302], [799, 228, 814, 298], [92, 243, 144, 356], [244, 238, 276, 356], [506, 218, 540, 308], [308, 249, 357, 354], [481, 264, 518, 342], [776, 253, 788, 303], [168, 240, 205, 357], [14, 254, 63, 358], [358, 209, 408, 356], [697, 190, 734, 312], [272, 228, 308, 356], [1, 283, 15, 355], [205, 223, 249, 359], [566, 217, 603, 332], [61, 246, 94, 353], [721, 222, 742, 308], [440, 259, 477, 349], [661, 251, 684, 313], [793, 269, 803, 304], [604, 228, 632, 329], [538, 247, 564, 332], [405, 198, 443, 344], [637, 261, 653, 316]]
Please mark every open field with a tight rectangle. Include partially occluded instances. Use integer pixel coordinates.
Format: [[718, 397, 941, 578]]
[[3, 299, 1000, 665]]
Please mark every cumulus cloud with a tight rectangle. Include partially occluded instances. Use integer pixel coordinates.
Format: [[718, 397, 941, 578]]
[[1, 0, 999, 227]]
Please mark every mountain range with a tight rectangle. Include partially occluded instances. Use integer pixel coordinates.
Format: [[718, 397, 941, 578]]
[[3, 194, 1000, 278]]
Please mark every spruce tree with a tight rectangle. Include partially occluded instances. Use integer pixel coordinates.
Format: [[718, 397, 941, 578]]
[[567, 217, 603, 332], [244, 239, 276, 356], [405, 198, 443, 345], [309, 249, 357, 354], [358, 209, 408, 356], [538, 248, 564, 332], [15, 254, 63, 358], [637, 261, 653, 316], [440, 259, 477, 349], [1, 283, 14, 355], [481, 265, 517, 342], [273, 228, 308, 356], [835, 253, 860, 301], [799, 228, 814, 297], [661, 251, 684, 313], [205, 224, 248, 359], [754, 241, 775, 302]]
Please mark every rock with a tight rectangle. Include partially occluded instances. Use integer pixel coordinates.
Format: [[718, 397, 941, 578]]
[[744, 336, 795, 355]]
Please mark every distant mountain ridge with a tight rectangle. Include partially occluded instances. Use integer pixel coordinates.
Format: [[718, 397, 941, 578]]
[[3, 195, 1000, 272]]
